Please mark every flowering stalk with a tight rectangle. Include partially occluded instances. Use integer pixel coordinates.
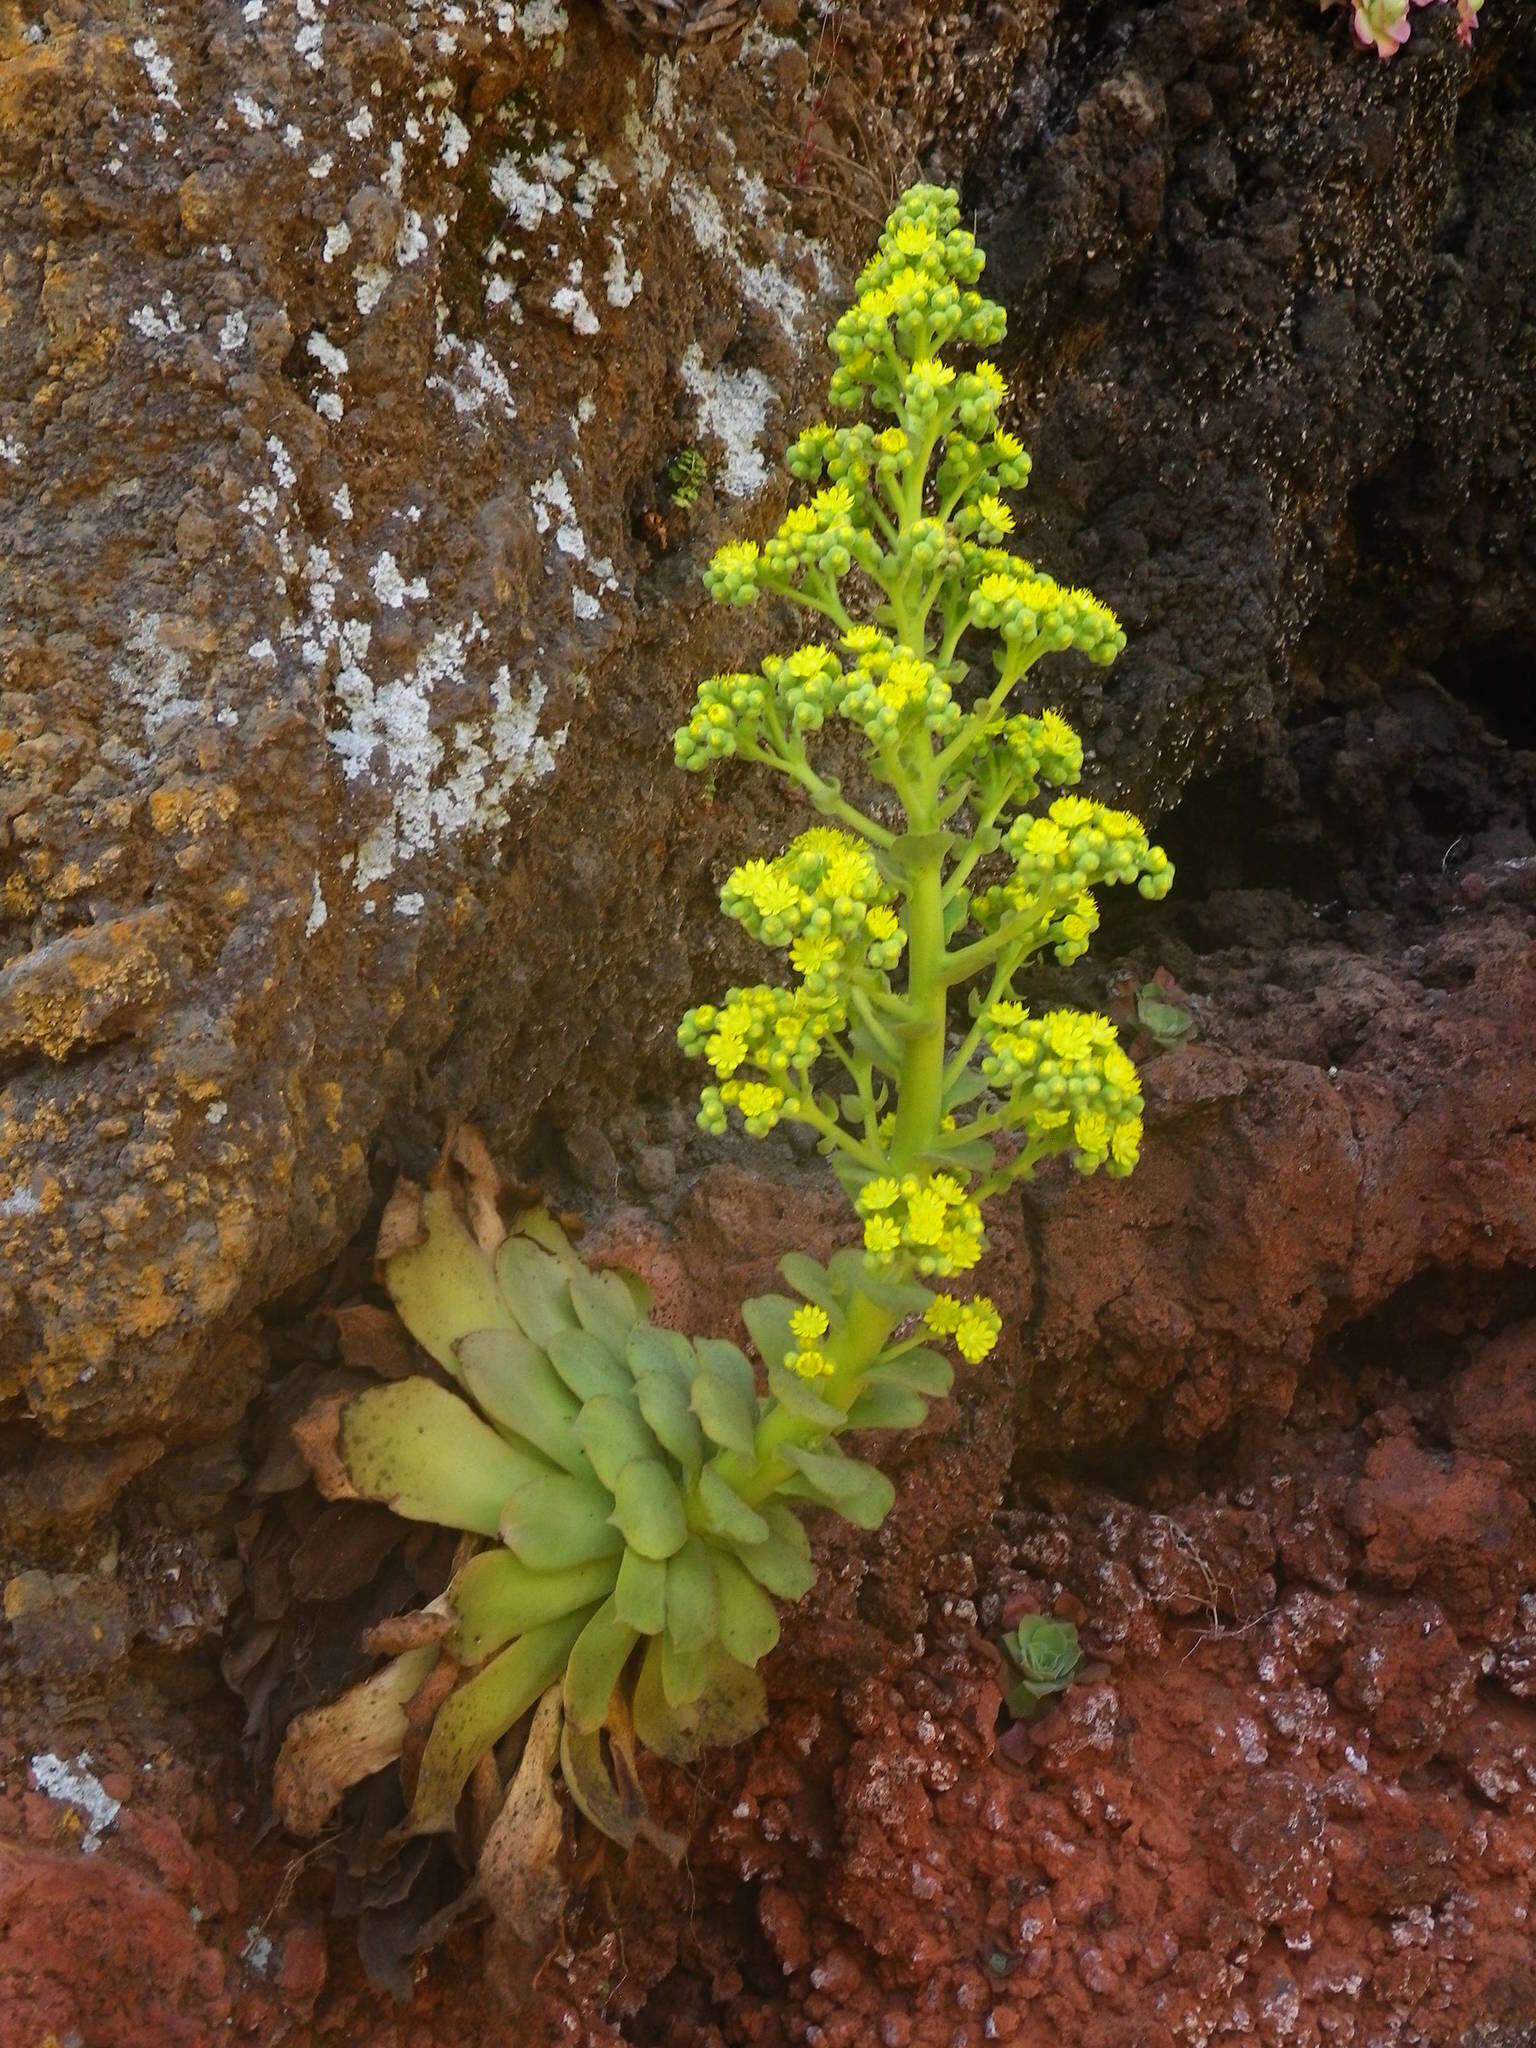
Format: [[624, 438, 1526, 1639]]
[[674, 183, 1172, 1480]]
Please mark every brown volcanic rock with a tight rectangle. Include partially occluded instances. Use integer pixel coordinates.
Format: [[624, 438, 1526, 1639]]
[[3, 0, 1534, 1539]]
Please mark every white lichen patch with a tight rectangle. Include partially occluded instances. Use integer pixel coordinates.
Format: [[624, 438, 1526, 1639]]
[[680, 343, 775, 500], [323, 221, 353, 264], [440, 112, 471, 167], [233, 93, 273, 131], [354, 264, 391, 315], [129, 293, 186, 341], [30, 1754, 121, 1853], [489, 139, 574, 231], [428, 332, 517, 421], [603, 230, 641, 308], [332, 624, 564, 888], [551, 261, 598, 336], [370, 550, 428, 608], [305, 873, 328, 935], [111, 612, 198, 739], [133, 35, 181, 109], [497, 0, 567, 41], [218, 309, 248, 354], [669, 172, 807, 337], [307, 331, 349, 379]]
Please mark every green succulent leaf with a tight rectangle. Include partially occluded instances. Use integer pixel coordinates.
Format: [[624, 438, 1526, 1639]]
[[1001, 1614, 1082, 1718], [446, 1549, 619, 1665], [866, 1346, 954, 1397], [633, 1637, 768, 1764], [846, 1382, 929, 1432], [613, 1548, 669, 1635], [314, 1378, 552, 1537], [781, 1443, 896, 1530], [712, 1550, 780, 1665], [569, 1268, 642, 1353], [660, 1629, 711, 1709], [563, 1596, 640, 1735], [381, 1187, 513, 1374], [409, 1609, 593, 1833], [627, 1321, 693, 1385], [694, 1336, 759, 1404], [609, 1457, 689, 1560], [547, 1326, 633, 1404], [663, 1536, 718, 1655], [727, 1515, 817, 1602], [575, 1394, 658, 1491], [740, 1296, 797, 1375], [689, 1371, 760, 1460], [695, 1464, 771, 1548], [766, 1360, 844, 1429], [633, 1372, 706, 1480], [778, 1253, 846, 1319], [455, 1327, 586, 1477], [855, 1268, 936, 1317], [509, 1207, 586, 1281], [494, 1236, 581, 1348], [500, 1471, 624, 1570]]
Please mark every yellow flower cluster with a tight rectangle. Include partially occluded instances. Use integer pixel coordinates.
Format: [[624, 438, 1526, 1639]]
[[784, 1304, 835, 1381], [979, 1002, 1145, 1176], [970, 794, 1173, 962], [856, 1172, 985, 1277], [968, 566, 1125, 666], [720, 830, 904, 991], [998, 708, 1085, 803], [826, 187, 1006, 414], [837, 627, 962, 747], [925, 1293, 1002, 1363], [684, 978, 847, 1105]]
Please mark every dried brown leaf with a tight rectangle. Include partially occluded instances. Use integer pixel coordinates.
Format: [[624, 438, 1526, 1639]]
[[330, 1302, 419, 1380], [363, 1606, 456, 1658], [376, 1178, 426, 1263], [290, 1395, 358, 1503], [477, 1684, 568, 1942]]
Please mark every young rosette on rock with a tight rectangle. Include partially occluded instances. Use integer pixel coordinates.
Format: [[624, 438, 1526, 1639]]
[[275, 183, 1173, 1869]]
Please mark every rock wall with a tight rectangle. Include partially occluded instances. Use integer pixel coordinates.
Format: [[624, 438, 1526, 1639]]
[[2, 0, 1532, 1504]]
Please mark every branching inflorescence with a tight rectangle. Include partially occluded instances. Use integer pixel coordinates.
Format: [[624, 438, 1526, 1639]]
[[274, 186, 1171, 1863]]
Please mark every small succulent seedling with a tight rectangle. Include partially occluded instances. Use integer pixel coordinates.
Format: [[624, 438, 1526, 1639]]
[[276, 186, 1171, 1866], [668, 446, 708, 508], [1135, 977, 1192, 1049], [999, 1614, 1082, 1719]]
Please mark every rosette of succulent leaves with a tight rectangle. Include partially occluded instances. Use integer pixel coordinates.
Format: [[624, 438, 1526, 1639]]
[[275, 186, 1172, 1863]]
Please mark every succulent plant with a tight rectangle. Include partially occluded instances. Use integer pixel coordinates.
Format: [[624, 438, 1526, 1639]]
[[1000, 1614, 1083, 1719], [275, 183, 1174, 1869], [273, 1129, 946, 1847]]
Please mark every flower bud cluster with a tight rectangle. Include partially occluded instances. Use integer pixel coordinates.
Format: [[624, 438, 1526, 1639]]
[[719, 829, 903, 991], [702, 538, 762, 607], [925, 1292, 1002, 1363], [855, 1171, 985, 1277], [980, 1002, 1145, 1176], [998, 708, 1086, 803], [763, 483, 877, 587]]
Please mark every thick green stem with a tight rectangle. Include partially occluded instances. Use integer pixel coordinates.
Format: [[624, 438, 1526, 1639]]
[[887, 849, 948, 1172]]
